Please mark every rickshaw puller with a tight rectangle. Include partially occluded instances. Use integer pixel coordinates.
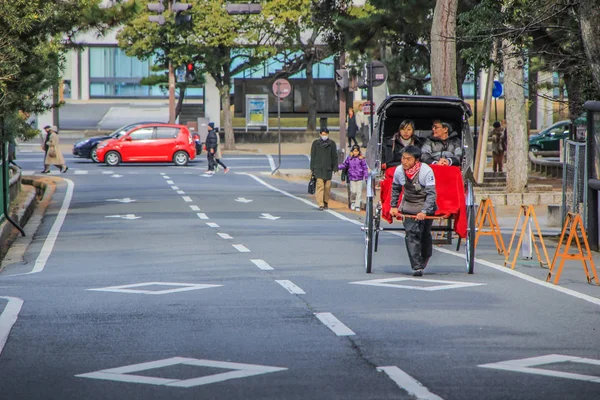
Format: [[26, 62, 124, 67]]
[[390, 146, 437, 276]]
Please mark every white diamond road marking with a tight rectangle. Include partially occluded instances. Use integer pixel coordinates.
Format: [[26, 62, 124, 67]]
[[479, 354, 600, 383], [166, 180, 174, 184], [314, 312, 355, 336], [251, 259, 273, 270], [276, 280, 305, 294], [111, 174, 123, 178], [177, 190, 185, 195], [233, 244, 250, 253], [75, 357, 287, 388], [189, 205, 200, 211], [171, 185, 179, 190], [197, 213, 209, 220], [350, 277, 485, 291], [162, 175, 170, 179], [87, 282, 222, 295], [206, 222, 219, 228], [217, 233, 233, 240], [182, 196, 193, 202]]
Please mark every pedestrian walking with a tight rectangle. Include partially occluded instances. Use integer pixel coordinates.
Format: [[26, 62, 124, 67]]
[[204, 122, 218, 174], [310, 128, 338, 210], [346, 107, 359, 148], [356, 103, 368, 148], [338, 145, 368, 211], [489, 121, 506, 174], [390, 146, 437, 276], [214, 128, 229, 174], [41, 125, 68, 173]]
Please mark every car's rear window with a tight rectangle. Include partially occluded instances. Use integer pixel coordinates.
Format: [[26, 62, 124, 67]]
[[156, 127, 179, 139]]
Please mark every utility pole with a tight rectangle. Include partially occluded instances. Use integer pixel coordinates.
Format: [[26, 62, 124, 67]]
[[337, 53, 347, 160], [148, 0, 193, 124]]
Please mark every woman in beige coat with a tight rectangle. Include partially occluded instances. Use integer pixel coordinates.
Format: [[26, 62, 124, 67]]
[[42, 126, 68, 173]]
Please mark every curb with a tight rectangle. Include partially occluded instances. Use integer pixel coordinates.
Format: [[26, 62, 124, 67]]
[[0, 176, 40, 261]]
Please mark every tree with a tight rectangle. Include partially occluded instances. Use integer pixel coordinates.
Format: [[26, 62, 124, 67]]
[[579, 0, 600, 92], [263, 0, 352, 133], [0, 0, 132, 139], [430, 0, 459, 96], [118, 0, 278, 149]]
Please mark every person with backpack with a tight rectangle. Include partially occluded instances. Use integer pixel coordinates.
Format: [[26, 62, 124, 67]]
[[338, 145, 369, 211]]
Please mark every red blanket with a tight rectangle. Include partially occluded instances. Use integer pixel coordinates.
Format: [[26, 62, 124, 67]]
[[380, 164, 467, 238]]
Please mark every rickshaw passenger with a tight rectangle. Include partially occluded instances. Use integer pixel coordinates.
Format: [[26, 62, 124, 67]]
[[421, 121, 462, 167], [390, 146, 437, 277], [382, 120, 425, 168]]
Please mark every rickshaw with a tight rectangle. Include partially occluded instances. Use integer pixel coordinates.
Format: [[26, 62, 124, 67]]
[[363, 95, 476, 274]]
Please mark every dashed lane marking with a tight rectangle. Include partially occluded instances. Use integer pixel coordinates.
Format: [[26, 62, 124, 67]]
[[377, 366, 444, 400], [314, 312, 355, 336], [251, 259, 273, 270], [217, 233, 233, 240], [276, 280, 305, 294], [232, 244, 251, 253], [197, 213, 209, 220], [206, 222, 219, 228], [182, 196, 192, 202], [190, 205, 200, 211]]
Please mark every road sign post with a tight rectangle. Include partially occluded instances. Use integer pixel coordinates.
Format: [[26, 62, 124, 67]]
[[271, 78, 291, 174]]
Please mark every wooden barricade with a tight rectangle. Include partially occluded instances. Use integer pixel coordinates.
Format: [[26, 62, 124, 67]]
[[504, 205, 551, 270], [546, 213, 600, 285], [475, 198, 506, 255]]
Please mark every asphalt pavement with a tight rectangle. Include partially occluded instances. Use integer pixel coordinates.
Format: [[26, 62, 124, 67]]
[[1, 150, 599, 399]]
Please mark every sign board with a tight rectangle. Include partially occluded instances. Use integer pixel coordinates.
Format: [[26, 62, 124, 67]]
[[272, 79, 291, 99], [366, 61, 388, 88], [245, 95, 269, 131], [362, 101, 375, 115], [492, 81, 503, 98], [176, 67, 186, 83]]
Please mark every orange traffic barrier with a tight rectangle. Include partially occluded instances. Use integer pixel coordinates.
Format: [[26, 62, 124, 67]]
[[505, 205, 551, 270], [547, 213, 599, 285], [475, 198, 506, 255]]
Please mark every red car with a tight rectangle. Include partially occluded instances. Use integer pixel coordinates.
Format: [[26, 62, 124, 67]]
[[96, 124, 196, 166]]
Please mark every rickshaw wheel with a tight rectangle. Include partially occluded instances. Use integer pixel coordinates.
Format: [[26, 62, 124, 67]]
[[364, 196, 374, 273], [465, 182, 476, 274]]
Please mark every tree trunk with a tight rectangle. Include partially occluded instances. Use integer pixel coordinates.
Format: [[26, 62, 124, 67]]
[[305, 55, 317, 134], [175, 86, 186, 119], [579, 0, 600, 91], [563, 73, 584, 122], [502, 39, 528, 193], [430, 0, 458, 96], [221, 64, 235, 150]]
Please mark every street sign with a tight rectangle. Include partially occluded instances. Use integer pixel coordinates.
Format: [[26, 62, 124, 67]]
[[362, 101, 375, 115], [492, 80, 503, 98], [176, 67, 186, 83], [366, 61, 388, 87], [272, 79, 291, 99]]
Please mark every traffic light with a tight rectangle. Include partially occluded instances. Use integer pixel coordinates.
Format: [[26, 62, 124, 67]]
[[335, 69, 349, 90], [148, 0, 166, 25], [186, 63, 195, 81], [173, 1, 192, 25]]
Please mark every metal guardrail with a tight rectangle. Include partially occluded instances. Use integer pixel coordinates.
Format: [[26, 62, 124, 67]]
[[528, 151, 562, 177]]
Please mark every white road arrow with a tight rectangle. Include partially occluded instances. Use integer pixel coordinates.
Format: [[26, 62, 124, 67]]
[[106, 198, 136, 203], [235, 197, 253, 203], [105, 214, 141, 220], [259, 213, 280, 220]]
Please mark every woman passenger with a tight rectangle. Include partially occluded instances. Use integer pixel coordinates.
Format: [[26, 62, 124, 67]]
[[382, 120, 424, 168]]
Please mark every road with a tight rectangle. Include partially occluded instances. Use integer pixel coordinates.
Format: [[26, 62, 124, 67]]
[[1, 151, 599, 399]]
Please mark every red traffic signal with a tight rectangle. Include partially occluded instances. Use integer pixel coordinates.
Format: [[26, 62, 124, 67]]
[[187, 63, 194, 72]]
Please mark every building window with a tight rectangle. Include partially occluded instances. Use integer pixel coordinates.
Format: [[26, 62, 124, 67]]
[[89, 47, 203, 98]]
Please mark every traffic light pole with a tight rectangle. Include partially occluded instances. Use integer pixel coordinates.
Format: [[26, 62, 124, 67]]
[[338, 53, 347, 159]]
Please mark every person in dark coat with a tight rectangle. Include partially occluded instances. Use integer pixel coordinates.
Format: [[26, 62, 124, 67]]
[[346, 107, 359, 148], [310, 128, 338, 210], [382, 120, 425, 169], [204, 122, 218, 174], [421, 121, 462, 167], [390, 146, 437, 276]]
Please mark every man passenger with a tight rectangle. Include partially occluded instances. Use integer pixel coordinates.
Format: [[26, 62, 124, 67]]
[[421, 121, 462, 167]]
